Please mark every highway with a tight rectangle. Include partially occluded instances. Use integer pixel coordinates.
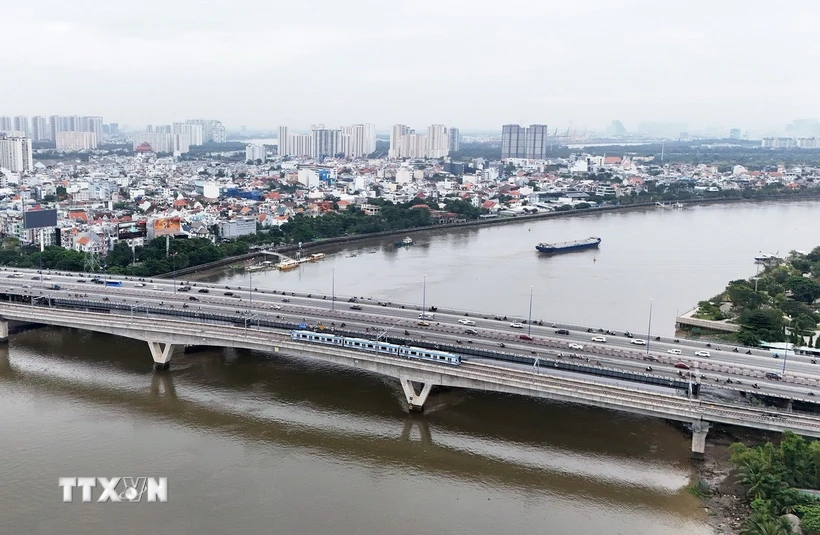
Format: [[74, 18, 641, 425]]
[[2, 266, 819, 404]]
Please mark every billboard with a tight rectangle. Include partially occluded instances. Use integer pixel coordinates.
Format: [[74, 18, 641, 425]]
[[24, 209, 58, 229], [152, 217, 181, 237], [117, 221, 147, 240]]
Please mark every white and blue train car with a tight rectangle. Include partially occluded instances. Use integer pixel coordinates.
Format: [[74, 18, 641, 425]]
[[290, 331, 461, 366]]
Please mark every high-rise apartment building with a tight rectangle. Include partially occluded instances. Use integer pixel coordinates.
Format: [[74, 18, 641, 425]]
[[131, 132, 191, 154], [172, 122, 204, 146], [448, 128, 460, 152], [0, 117, 12, 131], [389, 124, 451, 159], [426, 124, 449, 159], [278, 126, 289, 156], [0, 135, 33, 173], [186, 119, 225, 143], [13, 116, 29, 137], [245, 144, 267, 163], [501, 124, 549, 159], [310, 128, 341, 159], [83, 116, 104, 144], [31, 116, 49, 141], [56, 132, 97, 151], [291, 134, 311, 157]]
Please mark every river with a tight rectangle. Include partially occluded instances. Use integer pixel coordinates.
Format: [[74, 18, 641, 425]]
[[2, 200, 817, 534]]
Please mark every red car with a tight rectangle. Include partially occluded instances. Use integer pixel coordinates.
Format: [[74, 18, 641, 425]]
[[519, 334, 533, 341], [674, 362, 690, 370]]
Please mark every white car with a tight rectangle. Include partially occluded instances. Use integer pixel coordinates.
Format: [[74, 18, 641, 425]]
[[152, 285, 161, 290], [509, 322, 524, 329], [135, 283, 145, 287], [458, 319, 476, 326], [694, 350, 711, 358], [591, 336, 607, 343], [43, 276, 52, 280], [667, 349, 682, 355], [569, 343, 584, 350], [631, 339, 647, 345]]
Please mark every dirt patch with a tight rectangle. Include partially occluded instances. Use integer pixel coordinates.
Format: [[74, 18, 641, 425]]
[[692, 426, 777, 535]]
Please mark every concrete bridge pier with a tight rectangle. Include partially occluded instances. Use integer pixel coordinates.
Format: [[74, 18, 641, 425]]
[[148, 341, 175, 371], [399, 377, 434, 412], [0, 320, 8, 343], [691, 420, 711, 459]]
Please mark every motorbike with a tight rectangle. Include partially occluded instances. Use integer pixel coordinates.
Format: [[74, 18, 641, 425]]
[[705, 343, 712, 348], [812, 359, 818, 364], [645, 366, 653, 372], [340, 322, 346, 328], [499, 343, 505, 348], [733, 347, 739, 352], [746, 350, 752, 355], [654, 336, 660, 341], [752, 383, 760, 389], [404, 330, 409, 336], [587, 328, 593, 333], [674, 338, 680, 343]]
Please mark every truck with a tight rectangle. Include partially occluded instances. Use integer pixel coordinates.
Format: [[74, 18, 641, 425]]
[[50, 284, 61, 290], [104, 280, 123, 287]]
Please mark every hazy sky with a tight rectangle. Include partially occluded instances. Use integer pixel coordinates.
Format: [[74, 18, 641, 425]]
[[3, 0, 818, 133]]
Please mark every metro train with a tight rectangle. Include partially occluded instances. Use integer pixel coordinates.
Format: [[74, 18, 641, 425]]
[[290, 330, 461, 366]]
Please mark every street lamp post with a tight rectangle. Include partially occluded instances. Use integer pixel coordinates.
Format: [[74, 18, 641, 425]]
[[331, 268, 335, 312], [527, 285, 533, 336], [646, 299, 653, 356], [171, 253, 177, 295], [422, 274, 427, 316], [249, 265, 253, 304]]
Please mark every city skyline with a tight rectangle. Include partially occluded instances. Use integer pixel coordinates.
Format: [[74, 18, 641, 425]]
[[3, 0, 818, 133]]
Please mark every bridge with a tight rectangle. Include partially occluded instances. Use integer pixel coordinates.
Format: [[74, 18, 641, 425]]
[[3, 267, 820, 456]]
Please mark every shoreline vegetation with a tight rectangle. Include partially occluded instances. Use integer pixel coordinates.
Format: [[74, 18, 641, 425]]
[[691, 248, 820, 349], [689, 247, 820, 534], [2, 187, 816, 279]]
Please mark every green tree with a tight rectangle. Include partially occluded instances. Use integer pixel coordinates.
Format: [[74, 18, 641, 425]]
[[786, 276, 820, 304]]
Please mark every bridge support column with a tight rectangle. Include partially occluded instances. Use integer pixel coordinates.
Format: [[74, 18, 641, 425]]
[[148, 341, 175, 371], [0, 320, 8, 343], [399, 377, 434, 412], [691, 420, 710, 459]]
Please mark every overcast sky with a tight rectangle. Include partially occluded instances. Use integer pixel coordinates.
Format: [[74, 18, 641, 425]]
[[3, 0, 818, 133]]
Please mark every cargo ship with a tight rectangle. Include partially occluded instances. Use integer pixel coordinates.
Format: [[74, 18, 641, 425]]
[[536, 236, 601, 254]]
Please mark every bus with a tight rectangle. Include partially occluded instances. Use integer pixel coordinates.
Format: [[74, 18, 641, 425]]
[[104, 280, 123, 287]]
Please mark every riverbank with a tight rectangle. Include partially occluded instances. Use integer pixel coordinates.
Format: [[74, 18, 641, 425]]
[[163, 193, 820, 278]]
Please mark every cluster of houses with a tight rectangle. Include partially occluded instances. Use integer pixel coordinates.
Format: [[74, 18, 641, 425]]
[[0, 147, 816, 256]]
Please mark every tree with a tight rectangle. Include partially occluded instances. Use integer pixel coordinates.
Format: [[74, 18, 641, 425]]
[[739, 308, 786, 343], [786, 276, 820, 304]]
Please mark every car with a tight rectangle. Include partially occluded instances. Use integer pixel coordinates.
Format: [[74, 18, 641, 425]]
[[282, 298, 291, 303], [694, 350, 710, 357], [667, 349, 682, 355], [591, 336, 607, 343], [674, 362, 690, 370], [152, 285, 161, 290], [569, 343, 584, 350], [348, 297, 357, 303], [178, 286, 191, 292], [765, 372, 782, 380], [458, 319, 476, 326], [76, 279, 87, 283], [224, 291, 234, 296], [198, 288, 209, 293], [419, 313, 435, 320], [350, 305, 363, 310], [43, 276, 51, 280], [631, 339, 647, 345], [554, 329, 570, 335], [417, 320, 430, 327], [520, 334, 533, 341], [509, 322, 524, 328], [643, 355, 658, 362], [135, 283, 145, 287], [22, 284, 31, 289], [30, 276, 38, 280], [464, 328, 478, 335]]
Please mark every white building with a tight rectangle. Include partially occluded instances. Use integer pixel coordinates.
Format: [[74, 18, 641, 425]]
[[131, 132, 192, 154], [56, 131, 97, 151], [172, 122, 203, 146], [349, 123, 376, 157], [0, 136, 33, 172], [245, 144, 267, 163], [290, 134, 311, 157], [278, 125, 289, 156], [426, 124, 449, 158], [13, 116, 29, 137], [31, 116, 49, 141]]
